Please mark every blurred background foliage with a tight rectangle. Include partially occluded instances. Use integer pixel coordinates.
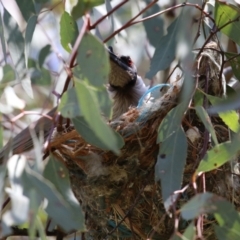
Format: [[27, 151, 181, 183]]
[[0, 0, 240, 239]]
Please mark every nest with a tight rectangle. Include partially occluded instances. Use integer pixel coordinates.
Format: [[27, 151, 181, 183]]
[[49, 42, 240, 239]]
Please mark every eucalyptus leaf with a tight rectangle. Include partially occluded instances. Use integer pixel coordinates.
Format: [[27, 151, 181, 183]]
[[25, 165, 85, 232], [156, 126, 187, 202], [157, 103, 187, 143], [58, 87, 82, 118], [143, 4, 164, 48], [181, 192, 217, 220], [74, 80, 124, 154], [44, 154, 83, 214], [1, 64, 16, 83], [72, 0, 104, 20], [195, 106, 218, 145], [207, 94, 240, 133], [25, 15, 38, 67], [196, 132, 240, 173], [207, 92, 240, 114], [146, 12, 184, 79], [16, 0, 36, 21], [3, 155, 29, 226], [225, 52, 240, 81], [0, 11, 7, 63], [215, 2, 240, 46], [181, 192, 240, 238], [76, 33, 110, 87], [38, 45, 51, 68], [60, 11, 79, 52], [3, 8, 26, 77]]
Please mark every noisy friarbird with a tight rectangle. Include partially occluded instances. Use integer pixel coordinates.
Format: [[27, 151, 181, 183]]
[[0, 47, 148, 162]]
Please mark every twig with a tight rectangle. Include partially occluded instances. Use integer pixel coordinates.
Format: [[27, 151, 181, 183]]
[[90, 0, 129, 29], [103, 0, 158, 43]]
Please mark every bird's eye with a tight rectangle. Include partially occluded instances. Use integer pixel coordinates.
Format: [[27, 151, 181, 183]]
[[120, 56, 133, 67]]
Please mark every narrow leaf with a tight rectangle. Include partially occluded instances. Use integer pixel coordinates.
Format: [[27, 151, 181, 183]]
[[60, 11, 78, 52], [155, 126, 187, 202], [196, 132, 240, 173], [181, 192, 240, 239], [0, 11, 7, 63], [146, 12, 184, 78], [3, 156, 29, 226], [215, 2, 240, 46], [16, 0, 36, 21], [73, 80, 124, 154], [207, 94, 240, 133], [25, 166, 84, 232], [225, 52, 240, 81], [44, 155, 84, 217], [157, 103, 187, 143], [3, 8, 26, 76], [143, 4, 164, 48], [25, 15, 38, 67], [76, 33, 110, 87], [71, 0, 104, 20], [38, 44, 51, 68], [195, 106, 218, 145]]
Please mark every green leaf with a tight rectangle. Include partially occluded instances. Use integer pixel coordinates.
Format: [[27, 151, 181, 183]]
[[72, 116, 123, 150], [214, 199, 240, 240], [3, 7, 33, 98], [181, 192, 217, 220], [25, 165, 84, 232], [44, 155, 84, 220], [194, 89, 204, 106], [181, 192, 240, 239], [58, 87, 82, 118], [207, 91, 240, 115], [3, 7, 26, 76], [60, 11, 79, 52], [157, 103, 187, 143], [73, 80, 124, 154], [25, 15, 38, 67], [143, 4, 164, 48], [225, 52, 240, 81], [0, 164, 7, 211], [1, 64, 16, 83], [38, 45, 51, 68], [31, 68, 51, 86], [182, 222, 196, 240], [195, 106, 218, 145], [95, 87, 112, 118], [207, 95, 240, 133], [76, 33, 110, 87], [3, 156, 29, 225], [196, 132, 240, 173], [155, 126, 187, 202], [26, 189, 43, 239], [215, 224, 240, 240], [0, 10, 7, 64], [146, 11, 184, 78], [16, 0, 36, 21], [215, 2, 240, 46], [71, 0, 104, 20], [170, 222, 195, 240]]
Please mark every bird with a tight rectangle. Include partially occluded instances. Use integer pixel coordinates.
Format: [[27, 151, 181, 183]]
[[108, 47, 148, 119], [0, 47, 148, 162]]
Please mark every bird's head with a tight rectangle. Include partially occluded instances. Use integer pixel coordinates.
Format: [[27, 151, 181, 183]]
[[107, 47, 147, 119]]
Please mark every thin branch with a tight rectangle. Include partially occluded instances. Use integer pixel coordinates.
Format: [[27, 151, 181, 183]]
[[90, 0, 129, 29], [129, 2, 214, 26], [103, 0, 158, 43]]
